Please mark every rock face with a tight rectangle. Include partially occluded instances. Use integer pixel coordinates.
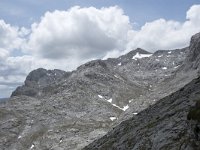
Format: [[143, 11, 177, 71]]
[[11, 68, 67, 97], [188, 32, 200, 63], [0, 32, 200, 150], [186, 32, 200, 70]]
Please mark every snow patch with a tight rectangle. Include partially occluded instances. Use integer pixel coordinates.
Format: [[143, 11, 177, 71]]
[[174, 65, 180, 69], [110, 117, 117, 121], [114, 75, 118, 78], [98, 95, 103, 99], [112, 104, 122, 109], [107, 98, 112, 103], [114, 75, 120, 79], [158, 55, 162, 58], [132, 52, 152, 60], [30, 144, 35, 149], [18, 135, 22, 139], [118, 62, 121, 66], [129, 99, 133, 103], [162, 67, 167, 70], [133, 113, 138, 115], [107, 100, 129, 111], [112, 104, 129, 111], [122, 105, 129, 111], [168, 51, 172, 54]]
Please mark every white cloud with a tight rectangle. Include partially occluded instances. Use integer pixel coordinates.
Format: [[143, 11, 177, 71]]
[[103, 49, 122, 60], [25, 6, 131, 60], [24, 5, 200, 61], [0, 5, 200, 97], [186, 4, 200, 23], [0, 20, 24, 51], [0, 20, 27, 97], [126, 5, 200, 52], [0, 48, 9, 59]]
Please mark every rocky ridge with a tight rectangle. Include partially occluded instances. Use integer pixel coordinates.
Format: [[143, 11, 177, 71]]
[[0, 32, 200, 149], [83, 33, 200, 149]]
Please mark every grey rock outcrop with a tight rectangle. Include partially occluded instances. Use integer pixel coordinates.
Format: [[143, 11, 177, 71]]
[[11, 68, 66, 97], [186, 32, 200, 70], [188, 32, 200, 63]]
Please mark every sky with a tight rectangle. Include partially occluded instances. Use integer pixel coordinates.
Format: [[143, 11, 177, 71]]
[[0, 0, 200, 98]]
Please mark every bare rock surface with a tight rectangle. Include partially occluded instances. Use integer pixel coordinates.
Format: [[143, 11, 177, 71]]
[[83, 76, 200, 150], [0, 32, 200, 150]]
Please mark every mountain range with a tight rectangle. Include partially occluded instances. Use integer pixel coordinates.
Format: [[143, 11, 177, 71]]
[[0, 32, 200, 150]]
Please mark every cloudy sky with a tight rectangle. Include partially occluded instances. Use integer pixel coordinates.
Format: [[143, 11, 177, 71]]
[[0, 0, 200, 98]]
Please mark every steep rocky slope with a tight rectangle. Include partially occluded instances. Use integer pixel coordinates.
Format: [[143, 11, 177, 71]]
[[83, 32, 200, 150], [83, 76, 200, 150], [0, 32, 200, 150]]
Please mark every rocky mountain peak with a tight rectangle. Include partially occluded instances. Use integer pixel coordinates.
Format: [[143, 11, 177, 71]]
[[11, 68, 66, 97], [25, 68, 66, 86], [133, 48, 151, 54], [188, 32, 200, 62], [182, 32, 200, 70], [120, 48, 152, 60]]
